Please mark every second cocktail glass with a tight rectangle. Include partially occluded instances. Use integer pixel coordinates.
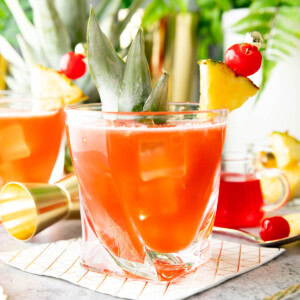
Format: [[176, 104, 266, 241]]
[[0, 92, 65, 187], [66, 103, 228, 281]]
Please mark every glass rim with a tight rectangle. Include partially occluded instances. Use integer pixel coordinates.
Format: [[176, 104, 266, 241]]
[[0, 91, 65, 114], [65, 102, 229, 117], [0, 90, 67, 103], [222, 152, 253, 163]]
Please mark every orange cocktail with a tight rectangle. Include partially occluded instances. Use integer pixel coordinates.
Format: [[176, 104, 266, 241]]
[[66, 103, 227, 281], [0, 93, 65, 187]]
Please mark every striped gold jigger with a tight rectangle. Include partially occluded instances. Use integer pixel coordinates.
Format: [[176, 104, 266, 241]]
[[0, 174, 79, 241]]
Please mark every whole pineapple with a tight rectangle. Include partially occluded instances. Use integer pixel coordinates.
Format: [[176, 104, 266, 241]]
[[0, 0, 144, 100]]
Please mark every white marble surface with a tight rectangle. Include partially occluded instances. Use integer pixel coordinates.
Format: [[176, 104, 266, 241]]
[[0, 218, 299, 300]]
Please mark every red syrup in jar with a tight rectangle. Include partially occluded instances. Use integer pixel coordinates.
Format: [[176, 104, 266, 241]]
[[215, 173, 264, 228]]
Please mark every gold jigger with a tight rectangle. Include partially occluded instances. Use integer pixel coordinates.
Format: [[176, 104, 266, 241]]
[[0, 174, 80, 241]]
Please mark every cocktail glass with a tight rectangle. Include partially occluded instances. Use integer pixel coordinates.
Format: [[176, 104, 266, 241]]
[[66, 103, 228, 281], [0, 91, 65, 187]]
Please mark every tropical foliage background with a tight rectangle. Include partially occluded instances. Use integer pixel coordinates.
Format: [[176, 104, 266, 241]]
[[0, 0, 299, 173], [0, 0, 299, 98]]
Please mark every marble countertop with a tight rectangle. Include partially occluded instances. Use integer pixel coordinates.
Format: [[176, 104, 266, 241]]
[[0, 216, 299, 300]]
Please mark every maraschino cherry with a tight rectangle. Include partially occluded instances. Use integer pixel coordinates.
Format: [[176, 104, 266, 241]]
[[260, 216, 290, 241], [59, 52, 86, 80], [224, 31, 263, 77]]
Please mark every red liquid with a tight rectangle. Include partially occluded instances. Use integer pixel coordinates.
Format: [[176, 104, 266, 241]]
[[67, 120, 226, 262], [215, 173, 264, 228], [0, 109, 65, 187]]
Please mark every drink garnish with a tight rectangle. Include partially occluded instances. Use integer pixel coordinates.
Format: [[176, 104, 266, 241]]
[[143, 71, 169, 112], [87, 5, 262, 115], [260, 216, 290, 241], [198, 59, 259, 111], [199, 31, 263, 112], [87, 7, 168, 113], [118, 28, 152, 112], [225, 31, 263, 77], [59, 52, 86, 80], [224, 43, 262, 77], [31, 65, 88, 110], [87, 7, 125, 112]]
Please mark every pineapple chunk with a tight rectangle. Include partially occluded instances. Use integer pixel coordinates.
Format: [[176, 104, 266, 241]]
[[31, 65, 88, 109], [283, 214, 300, 236], [261, 162, 300, 203], [269, 131, 300, 168], [0, 54, 6, 90], [199, 59, 259, 111]]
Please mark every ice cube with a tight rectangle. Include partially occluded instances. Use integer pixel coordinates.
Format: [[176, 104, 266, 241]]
[[138, 177, 184, 216], [0, 124, 30, 163], [139, 133, 185, 182]]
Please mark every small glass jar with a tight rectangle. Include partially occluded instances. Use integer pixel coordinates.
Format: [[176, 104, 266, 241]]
[[215, 152, 290, 228]]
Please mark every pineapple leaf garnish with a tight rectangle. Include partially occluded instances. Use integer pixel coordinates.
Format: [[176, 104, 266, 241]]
[[87, 7, 169, 114], [87, 6, 125, 112], [118, 28, 152, 112], [233, 3, 300, 103], [143, 71, 169, 112]]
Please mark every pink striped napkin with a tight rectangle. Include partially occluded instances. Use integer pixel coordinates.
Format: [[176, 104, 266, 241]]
[[0, 238, 284, 300]]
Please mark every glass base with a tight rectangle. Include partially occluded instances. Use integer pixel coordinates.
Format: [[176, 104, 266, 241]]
[[80, 202, 211, 282]]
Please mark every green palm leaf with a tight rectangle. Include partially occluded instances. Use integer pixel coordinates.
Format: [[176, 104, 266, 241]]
[[233, 1, 300, 103]]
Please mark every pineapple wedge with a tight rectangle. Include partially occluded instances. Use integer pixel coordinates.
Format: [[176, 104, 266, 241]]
[[199, 59, 259, 111], [260, 162, 300, 203], [31, 65, 88, 109], [269, 131, 300, 168]]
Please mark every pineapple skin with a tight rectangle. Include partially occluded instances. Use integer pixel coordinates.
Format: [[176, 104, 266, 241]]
[[199, 59, 259, 112]]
